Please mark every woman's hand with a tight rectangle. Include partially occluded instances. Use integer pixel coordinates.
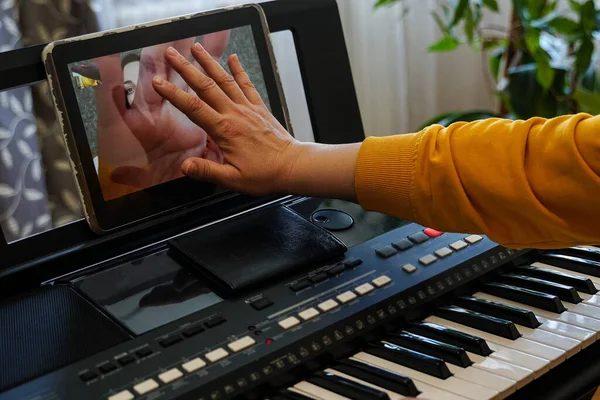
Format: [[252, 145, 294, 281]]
[[153, 43, 361, 201]]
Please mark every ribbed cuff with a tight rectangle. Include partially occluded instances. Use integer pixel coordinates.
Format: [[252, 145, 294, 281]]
[[355, 133, 422, 220]]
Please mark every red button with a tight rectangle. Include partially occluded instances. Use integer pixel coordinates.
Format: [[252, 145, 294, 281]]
[[424, 228, 443, 238]]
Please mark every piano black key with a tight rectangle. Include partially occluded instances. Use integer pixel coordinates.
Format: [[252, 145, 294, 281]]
[[385, 331, 472, 367], [482, 282, 566, 313], [278, 390, 313, 400], [516, 265, 597, 294], [336, 359, 420, 397], [498, 274, 582, 303], [309, 371, 390, 400], [539, 253, 600, 278], [365, 341, 452, 380], [555, 246, 600, 263], [434, 305, 521, 340], [455, 295, 541, 328], [406, 321, 492, 356]]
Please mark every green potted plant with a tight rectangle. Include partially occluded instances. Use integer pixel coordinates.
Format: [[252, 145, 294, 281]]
[[375, 0, 600, 128]]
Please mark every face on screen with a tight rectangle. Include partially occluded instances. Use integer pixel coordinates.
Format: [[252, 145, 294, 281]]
[[68, 26, 269, 201]]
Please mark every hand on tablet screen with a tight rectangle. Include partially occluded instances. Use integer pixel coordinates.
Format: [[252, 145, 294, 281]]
[[152, 43, 302, 197], [75, 31, 231, 199]]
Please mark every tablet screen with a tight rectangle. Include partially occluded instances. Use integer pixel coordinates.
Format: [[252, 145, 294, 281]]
[[67, 26, 269, 201]]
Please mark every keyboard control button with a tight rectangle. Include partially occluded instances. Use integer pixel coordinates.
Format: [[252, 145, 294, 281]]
[[80, 370, 98, 382], [419, 254, 438, 266], [204, 315, 226, 328], [279, 316, 301, 329], [424, 228, 444, 237], [98, 363, 117, 374], [182, 324, 205, 338], [182, 357, 206, 373], [228, 336, 256, 352], [336, 291, 357, 304], [318, 299, 339, 312], [403, 264, 418, 273], [372, 275, 391, 287], [327, 263, 345, 276], [375, 245, 398, 258], [408, 232, 430, 244], [465, 234, 483, 244], [249, 297, 274, 311], [159, 335, 183, 348], [392, 238, 414, 251], [116, 354, 136, 366], [135, 347, 153, 358], [158, 368, 183, 384], [298, 308, 320, 321], [289, 279, 311, 292], [134, 379, 159, 395], [205, 348, 229, 363], [450, 240, 468, 251], [108, 390, 134, 400], [435, 247, 453, 258], [344, 257, 363, 268], [355, 283, 375, 296], [309, 272, 328, 283]]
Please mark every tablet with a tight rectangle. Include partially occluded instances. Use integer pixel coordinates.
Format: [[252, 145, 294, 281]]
[[42, 4, 289, 234]]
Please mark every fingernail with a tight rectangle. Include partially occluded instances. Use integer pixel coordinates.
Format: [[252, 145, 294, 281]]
[[232, 54, 239, 62], [167, 47, 177, 57], [183, 160, 196, 175], [194, 42, 205, 52], [152, 76, 164, 86]]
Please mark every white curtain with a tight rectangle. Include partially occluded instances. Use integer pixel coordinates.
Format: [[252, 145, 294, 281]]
[[337, 0, 511, 136]]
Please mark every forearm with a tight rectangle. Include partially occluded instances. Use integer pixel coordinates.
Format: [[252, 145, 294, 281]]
[[280, 142, 361, 201], [355, 114, 600, 249]]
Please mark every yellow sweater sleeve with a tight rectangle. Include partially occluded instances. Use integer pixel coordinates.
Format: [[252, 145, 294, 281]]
[[355, 113, 600, 249]]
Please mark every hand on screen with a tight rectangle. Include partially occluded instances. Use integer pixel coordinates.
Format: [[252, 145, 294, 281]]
[[83, 32, 232, 193], [152, 43, 302, 197]]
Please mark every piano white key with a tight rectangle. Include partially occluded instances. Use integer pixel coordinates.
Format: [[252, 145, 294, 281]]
[[535, 316, 596, 348], [565, 303, 600, 320], [532, 262, 600, 286], [485, 342, 549, 376], [445, 362, 516, 396], [514, 324, 581, 357], [324, 368, 408, 400], [577, 292, 600, 307], [465, 351, 533, 387], [292, 381, 350, 400], [352, 352, 500, 400], [473, 292, 600, 338], [425, 316, 565, 364], [349, 356, 469, 400]]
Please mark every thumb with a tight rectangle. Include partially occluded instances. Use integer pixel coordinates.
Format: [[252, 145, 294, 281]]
[[182, 157, 233, 184], [111, 166, 153, 188]]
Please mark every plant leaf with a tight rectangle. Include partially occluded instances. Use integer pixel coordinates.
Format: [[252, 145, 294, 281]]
[[489, 47, 505, 82], [429, 35, 460, 52], [548, 17, 579, 34], [464, 6, 476, 44], [31, 159, 41, 181], [482, 0, 499, 11], [576, 35, 594, 76], [581, 0, 596, 32], [0, 127, 10, 139], [451, 0, 469, 27], [431, 11, 450, 35], [17, 140, 33, 158], [9, 95, 22, 115], [374, 0, 400, 8], [23, 124, 36, 138], [574, 88, 600, 114], [536, 56, 555, 91]]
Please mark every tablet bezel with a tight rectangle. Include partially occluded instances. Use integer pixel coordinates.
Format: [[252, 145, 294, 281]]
[[47, 5, 288, 233]]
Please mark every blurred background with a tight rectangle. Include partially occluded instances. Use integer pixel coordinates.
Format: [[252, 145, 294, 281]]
[[0, 0, 598, 243]]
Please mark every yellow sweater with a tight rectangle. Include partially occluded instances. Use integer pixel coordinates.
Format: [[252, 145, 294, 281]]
[[355, 113, 600, 249]]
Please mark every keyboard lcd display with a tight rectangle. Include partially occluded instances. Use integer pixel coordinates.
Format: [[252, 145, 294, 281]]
[[73, 250, 223, 335]]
